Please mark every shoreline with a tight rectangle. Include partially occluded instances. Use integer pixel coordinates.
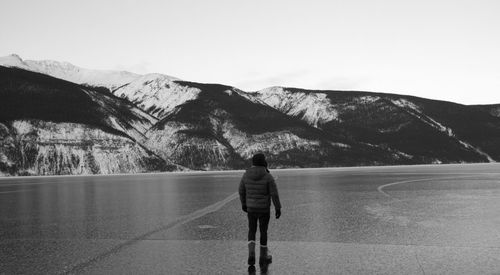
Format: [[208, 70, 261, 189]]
[[1, 162, 499, 180]]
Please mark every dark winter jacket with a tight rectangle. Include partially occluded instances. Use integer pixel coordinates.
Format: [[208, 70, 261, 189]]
[[239, 166, 281, 213]]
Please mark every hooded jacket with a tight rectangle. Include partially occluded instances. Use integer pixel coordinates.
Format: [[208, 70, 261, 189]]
[[239, 166, 281, 213]]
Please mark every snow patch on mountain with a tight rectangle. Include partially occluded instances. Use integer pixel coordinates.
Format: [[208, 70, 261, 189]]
[[0, 54, 183, 94], [379, 121, 412, 133], [354, 95, 380, 105], [0, 54, 26, 68], [392, 99, 495, 162], [330, 142, 350, 148], [0, 54, 141, 90], [221, 121, 321, 159], [26, 60, 140, 90], [113, 76, 199, 119], [391, 98, 422, 112], [80, 88, 158, 142], [336, 95, 382, 112], [255, 87, 340, 127], [362, 142, 413, 160]]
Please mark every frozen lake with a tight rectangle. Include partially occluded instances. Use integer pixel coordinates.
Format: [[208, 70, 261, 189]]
[[1, 163, 500, 274]]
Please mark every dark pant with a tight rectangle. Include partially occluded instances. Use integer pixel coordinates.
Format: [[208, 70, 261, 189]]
[[247, 212, 270, 246]]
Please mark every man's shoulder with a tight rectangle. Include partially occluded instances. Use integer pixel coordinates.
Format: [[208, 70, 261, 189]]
[[263, 173, 275, 181]]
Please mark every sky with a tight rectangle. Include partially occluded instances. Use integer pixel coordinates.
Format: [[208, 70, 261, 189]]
[[1, 0, 500, 105]]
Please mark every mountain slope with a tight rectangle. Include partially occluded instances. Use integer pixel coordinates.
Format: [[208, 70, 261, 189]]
[[253, 87, 499, 163], [472, 104, 500, 117], [112, 74, 197, 119], [0, 66, 175, 175], [0, 54, 188, 120], [0, 54, 140, 90], [0, 66, 158, 141], [145, 82, 405, 170]]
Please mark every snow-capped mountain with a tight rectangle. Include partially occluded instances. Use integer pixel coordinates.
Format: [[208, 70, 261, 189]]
[[253, 86, 341, 127], [0, 54, 142, 90], [0, 54, 201, 120], [112, 74, 199, 119], [0, 66, 179, 175], [144, 81, 396, 170], [253, 87, 500, 164], [1, 55, 500, 176]]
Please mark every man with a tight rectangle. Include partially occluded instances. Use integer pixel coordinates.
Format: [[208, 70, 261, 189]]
[[239, 153, 282, 268]]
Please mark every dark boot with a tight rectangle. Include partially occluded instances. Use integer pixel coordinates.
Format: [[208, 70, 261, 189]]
[[259, 245, 272, 266], [248, 241, 256, 265]]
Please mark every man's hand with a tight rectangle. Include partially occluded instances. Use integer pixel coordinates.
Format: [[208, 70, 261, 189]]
[[242, 205, 247, 212], [276, 208, 281, 219]]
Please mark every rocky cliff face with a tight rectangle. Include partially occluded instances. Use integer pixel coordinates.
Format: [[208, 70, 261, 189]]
[[253, 86, 341, 127], [112, 74, 200, 119], [0, 120, 169, 176], [0, 66, 174, 176]]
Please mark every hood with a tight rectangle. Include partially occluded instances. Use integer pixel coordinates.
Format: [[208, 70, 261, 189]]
[[245, 166, 268, 181]]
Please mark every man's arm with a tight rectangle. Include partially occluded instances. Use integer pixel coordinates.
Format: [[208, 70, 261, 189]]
[[268, 176, 282, 210], [238, 178, 247, 212]]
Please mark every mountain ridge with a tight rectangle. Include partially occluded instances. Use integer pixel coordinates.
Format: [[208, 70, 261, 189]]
[[1, 55, 498, 175], [0, 66, 180, 175], [0, 54, 181, 91]]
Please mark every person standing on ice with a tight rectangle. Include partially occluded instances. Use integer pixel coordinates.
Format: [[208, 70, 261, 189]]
[[239, 153, 282, 268]]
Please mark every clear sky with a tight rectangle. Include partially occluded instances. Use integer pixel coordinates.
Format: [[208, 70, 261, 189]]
[[1, 0, 500, 104]]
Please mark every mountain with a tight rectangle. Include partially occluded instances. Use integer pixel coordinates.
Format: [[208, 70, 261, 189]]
[[0, 66, 177, 176], [1, 54, 499, 176], [112, 73, 198, 119], [252, 87, 499, 163], [0, 54, 195, 120], [144, 82, 401, 170], [0, 54, 140, 90]]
